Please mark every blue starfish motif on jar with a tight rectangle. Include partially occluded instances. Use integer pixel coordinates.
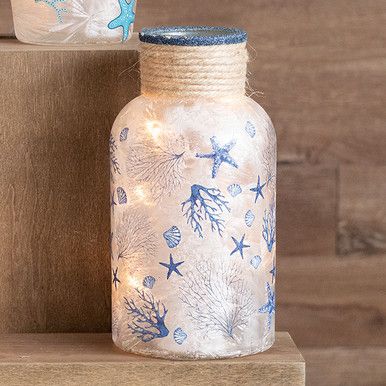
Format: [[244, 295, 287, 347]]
[[108, 0, 136, 42], [259, 282, 276, 331], [35, 0, 67, 23], [230, 234, 250, 258], [196, 136, 238, 178], [112, 267, 121, 290], [250, 175, 266, 203], [159, 254, 184, 280]]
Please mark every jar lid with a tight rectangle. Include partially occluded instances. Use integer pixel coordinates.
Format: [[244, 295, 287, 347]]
[[139, 26, 247, 46]]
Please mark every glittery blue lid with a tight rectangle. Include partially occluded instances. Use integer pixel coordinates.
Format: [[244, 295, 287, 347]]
[[139, 26, 247, 46]]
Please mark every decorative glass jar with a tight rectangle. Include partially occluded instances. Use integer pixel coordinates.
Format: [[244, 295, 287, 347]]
[[10, 0, 136, 45], [110, 26, 277, 359]]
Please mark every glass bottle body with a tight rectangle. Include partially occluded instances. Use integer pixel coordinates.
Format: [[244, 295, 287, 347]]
[[110, 94, 277, 359]]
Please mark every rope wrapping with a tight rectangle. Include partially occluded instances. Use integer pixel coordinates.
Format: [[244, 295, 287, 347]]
[[140, 42, 248, 98]]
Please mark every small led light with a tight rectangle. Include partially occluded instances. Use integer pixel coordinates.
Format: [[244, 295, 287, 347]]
[[134, 185, 146, 200], [146, 120, 162, 140]]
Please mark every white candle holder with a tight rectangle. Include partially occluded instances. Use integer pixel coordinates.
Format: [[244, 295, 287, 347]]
[[110, 26, 277, 359], [10, 0, 136, 45]]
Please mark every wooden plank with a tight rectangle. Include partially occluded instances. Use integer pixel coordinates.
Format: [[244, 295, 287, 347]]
[[0, 332, 305, 386], [277, 254, 386, 347], [277, 164, 337, 256], [303, 347, 386, 386], [338, 165, 386, 255], [0, 39, 139, 333]]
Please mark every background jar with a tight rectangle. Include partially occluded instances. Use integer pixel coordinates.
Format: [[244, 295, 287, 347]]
[[10, 0, 136, 44], [110, 26, 277, 359]]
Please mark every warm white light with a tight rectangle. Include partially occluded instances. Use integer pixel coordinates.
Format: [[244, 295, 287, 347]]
[[134, 185, 146, 200], [146, 120, 162, 140]]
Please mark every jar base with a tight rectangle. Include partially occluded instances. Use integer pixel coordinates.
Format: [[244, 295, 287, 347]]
[[113, 334, 275, 360]]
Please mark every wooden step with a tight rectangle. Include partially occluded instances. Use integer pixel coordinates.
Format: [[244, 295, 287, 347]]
[[0, 332, 305, 385]]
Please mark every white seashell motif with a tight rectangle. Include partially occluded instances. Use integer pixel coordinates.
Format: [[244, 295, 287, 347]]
[[117, 187, 127, 204], [143, 275, 156, 289], [227, 184, 242, 197], [120, 127, 129, 142], [245, 210, 255, 227], [173, 327, 187, 345], [250, 255, 262, 269], [245, 121, 256, 138], [163, 226, 181, 248]]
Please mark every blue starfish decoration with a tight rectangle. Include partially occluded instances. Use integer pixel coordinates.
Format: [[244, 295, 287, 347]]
[[159, 254, 184, 280], [259, 282, 276, 331], [196, 136, 238, 178], [35, 0, 67, 23], [108, 0, 136, 42], [112, 267, 121, 290], [269, 262, 276, 283], [250, 175, 266, 203], [230, 234, 250, 258]]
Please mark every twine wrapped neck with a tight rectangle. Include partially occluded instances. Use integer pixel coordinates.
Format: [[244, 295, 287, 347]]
[[140, 42, 248, 98]]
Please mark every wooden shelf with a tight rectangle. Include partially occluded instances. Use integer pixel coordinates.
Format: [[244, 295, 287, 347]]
[[0, 332, 304, 385], [0, 35, 139, 51]]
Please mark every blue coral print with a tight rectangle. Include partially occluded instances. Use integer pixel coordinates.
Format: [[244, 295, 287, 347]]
[[182, 184, 230, 238]]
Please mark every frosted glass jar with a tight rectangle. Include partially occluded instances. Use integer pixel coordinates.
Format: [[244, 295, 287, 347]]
[[110, 27, 277, 359], [10, 0, 136, 44]]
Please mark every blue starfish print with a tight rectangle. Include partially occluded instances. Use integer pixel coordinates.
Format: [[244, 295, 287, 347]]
[[259, 282, 276, 331], [196, 136, 238, 178], [108, 0, 136, 42], [112, 267, 121, 290], [250, 175, 266, 203], [35, 0, 67, 23], [159, 254, 184, 280], [270, 262, 276, 283], [230, 234, 250, 258]]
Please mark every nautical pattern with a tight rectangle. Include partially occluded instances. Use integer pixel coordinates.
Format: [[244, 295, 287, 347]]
[[108, 0, 136, 42], [227, 183, 242, 197], [245, 121, 256, 138], [182, 184, 230, 238], [196, 136, 238, 178], [250, 176, 266, 203], [230, 234, 250, 259], [258, 282, 275, 331], [173, 328, 187, 345], [159, 254, 184, 280], [245, 210, 255, 227], [250, 255, 262, 269], [35, 0, 67, 23], [163, 226, 181, 248], [143, 275, 156, 289], [120, 127, 129, 141], [117, 187, 127, 204]]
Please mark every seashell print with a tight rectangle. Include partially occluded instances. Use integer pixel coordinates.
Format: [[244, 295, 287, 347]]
[[163, 226, 181, 248], [117, 187, 127, 204], [245, 121, 256, 138], [173, 327, 187, 345], [120, 127, 129, 142], [227, 184, 242, 197], [143, 275, 156, 289], [245, 210, 255, 227], [250, 255, 262, 269]]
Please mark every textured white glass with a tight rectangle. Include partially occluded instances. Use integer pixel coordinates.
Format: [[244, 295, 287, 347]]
[[10, 0, 136, 45], [111, 95, 277, 359]]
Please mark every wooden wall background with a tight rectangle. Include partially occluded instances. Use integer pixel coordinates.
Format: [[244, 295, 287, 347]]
[[1, 0, 385, 384]]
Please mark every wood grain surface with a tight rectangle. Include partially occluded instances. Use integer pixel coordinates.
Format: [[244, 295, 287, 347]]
[[0, 332, 305, 386], [277, 254, 386, 347], [0, 40, 139, 333], [303, 347, 386, 386]]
